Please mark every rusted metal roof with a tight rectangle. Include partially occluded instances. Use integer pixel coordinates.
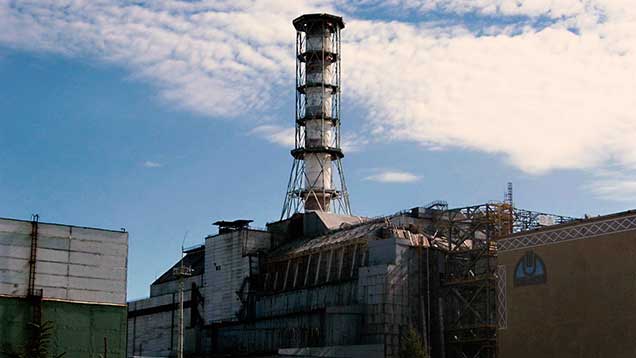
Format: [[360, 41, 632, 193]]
[[268, 220, 387, 260], [313, 211, 366, 230], [267, 212, 454, 262]]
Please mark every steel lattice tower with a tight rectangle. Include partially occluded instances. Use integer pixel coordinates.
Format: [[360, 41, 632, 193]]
[[281, 14, 351, 219]]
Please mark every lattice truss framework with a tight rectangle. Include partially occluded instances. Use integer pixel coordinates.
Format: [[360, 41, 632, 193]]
[[430, 204, 499, 358], [283, 155, 350, 218], [281, 15, 351, 219], [512, 208, 574, 233], [495, 265, 507, 330]]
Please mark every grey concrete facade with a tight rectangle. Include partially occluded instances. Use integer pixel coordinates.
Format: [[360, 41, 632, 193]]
[[127, 246, 206, 357], [0, 217, 128, 305], [205, 214, 445, 357], [126, 212, 445, 357], [127, 288, 203, 357], [204, 229, 270, 323]]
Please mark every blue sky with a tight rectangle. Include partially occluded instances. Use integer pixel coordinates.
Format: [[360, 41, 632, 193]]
[[1, 0, 634, 300]]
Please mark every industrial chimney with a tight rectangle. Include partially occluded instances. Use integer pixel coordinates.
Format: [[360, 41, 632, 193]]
[[281, 14, 351, 219]]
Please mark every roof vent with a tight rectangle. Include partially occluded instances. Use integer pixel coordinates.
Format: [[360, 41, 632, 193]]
[[213, 219, 253, 234]]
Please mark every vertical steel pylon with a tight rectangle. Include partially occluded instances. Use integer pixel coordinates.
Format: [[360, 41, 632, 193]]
[[281, 14, 351, 219]]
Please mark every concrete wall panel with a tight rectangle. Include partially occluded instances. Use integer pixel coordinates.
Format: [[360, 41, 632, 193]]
[[127, 290, 200, 357], [0, 218, 128, 305], [204, 229, 271, 323]]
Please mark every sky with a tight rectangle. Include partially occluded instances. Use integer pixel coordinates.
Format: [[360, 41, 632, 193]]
[[0, 0, 635, 300]]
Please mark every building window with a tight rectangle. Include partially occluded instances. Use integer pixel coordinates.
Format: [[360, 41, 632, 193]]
[[514, 251, 547, 286]]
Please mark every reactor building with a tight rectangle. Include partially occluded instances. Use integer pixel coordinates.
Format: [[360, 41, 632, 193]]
[[126, 13, 636, 358]]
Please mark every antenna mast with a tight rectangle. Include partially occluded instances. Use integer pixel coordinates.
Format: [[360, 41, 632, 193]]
[[505, 182, 513, 207], [173, 241, 192, 358]]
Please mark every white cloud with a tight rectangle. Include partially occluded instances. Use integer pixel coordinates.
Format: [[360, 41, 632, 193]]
[[347, 0, 594, 18], [250, 125, 295, 148], [1, 0, 635, 199], [143, 161, 162, 168], [584, 168, 636, 201], [0, 0, 331, 117], [344, 6, 636, 174], [341, 133, 369, 153], [586, 178, 636, 202], [365, 170, 420, 183]]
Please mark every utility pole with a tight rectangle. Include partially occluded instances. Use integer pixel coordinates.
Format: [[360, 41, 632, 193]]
[[173, 250, 192, 358]]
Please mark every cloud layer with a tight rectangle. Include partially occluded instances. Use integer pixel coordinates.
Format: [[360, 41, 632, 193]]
[[143, 161, 162, 168], [1, 0, 635, 197], [365, 170, 421, 183]]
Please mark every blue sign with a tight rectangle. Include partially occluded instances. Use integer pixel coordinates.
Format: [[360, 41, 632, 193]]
[[514, 251, 546, 286]]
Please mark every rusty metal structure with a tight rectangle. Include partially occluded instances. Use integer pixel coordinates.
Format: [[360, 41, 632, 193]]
[[282, 14, 351, 219], [430, 204, 501, 358], [27, 214, 43, 325]]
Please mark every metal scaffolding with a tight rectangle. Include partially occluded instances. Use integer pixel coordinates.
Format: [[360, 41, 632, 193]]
[[512, 208, 575, 233], [429, 202, 576, 358], [430, 204, 499, 358]]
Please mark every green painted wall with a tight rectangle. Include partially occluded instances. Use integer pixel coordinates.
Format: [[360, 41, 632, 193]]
[[0, 297, 127, 358], [0, 296, 32, 353]]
